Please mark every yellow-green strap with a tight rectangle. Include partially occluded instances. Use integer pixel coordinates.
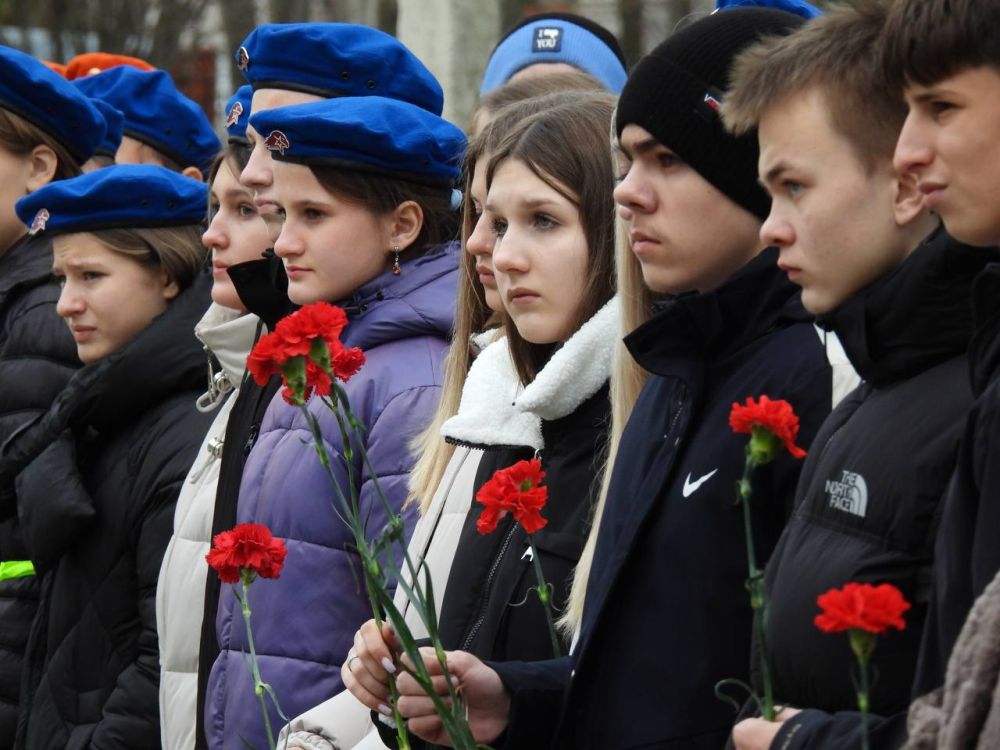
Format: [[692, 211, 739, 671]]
[[0, 560, 35, 581]]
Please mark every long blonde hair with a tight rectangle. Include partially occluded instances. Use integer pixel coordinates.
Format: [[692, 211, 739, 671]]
[[558, 135, 658, 637], [406, 88, 603, 514]]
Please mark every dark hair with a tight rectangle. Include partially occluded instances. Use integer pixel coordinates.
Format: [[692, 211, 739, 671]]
[[311, 168, 459, 253], [474, 70, 605, 130], [883, 0, 1000, 88], [485, 92, 617, 384], [725, 1, 905, 172], [0, 107, 82, 181]]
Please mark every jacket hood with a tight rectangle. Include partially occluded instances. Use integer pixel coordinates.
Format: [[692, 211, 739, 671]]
[[0, 232, 54, 304], [970, 261, 1000, 395], [625, 247, 808, 378], [441, 296, 618, 450], [57, 272, 212, 433], [818, 225, 997, 388], [338, 242, 458, 351], [194, 304, 262, 412]]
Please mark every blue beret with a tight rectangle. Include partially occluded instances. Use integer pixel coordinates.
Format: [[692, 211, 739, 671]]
[[715, 0, 821, 19], [248, 96, 466, 187], [224, 85, 253, 144], [81, 96, 124, 158], [74, 67, 221, 173], [480, 15, 628, 95], [236, 23, 444, 115], [16, 164, 208, 236], [0, 44, 105, 164]]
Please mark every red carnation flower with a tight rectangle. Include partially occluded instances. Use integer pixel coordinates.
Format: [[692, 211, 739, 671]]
[[730, 395, 807, 460], [274, 302, 348, 357], [332, 347, 366, 383], [475, 459, 548, 535], [246, 331, 288, 387], [815, 582, 910, 635], [206, 523, 288, 584]]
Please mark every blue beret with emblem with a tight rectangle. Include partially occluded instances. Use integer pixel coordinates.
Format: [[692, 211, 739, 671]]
[[79, 95, 124, 159], [16, 164, 208, 236], [248, 96, 466, 187], [0, 44, 106, 164], [224, 84, 253, 144], [75, 67, 221, 173], [235, 23, 444, 115]]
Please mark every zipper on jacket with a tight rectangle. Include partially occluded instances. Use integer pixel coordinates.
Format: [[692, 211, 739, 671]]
[[244, 424, 259, 457], [461, 521, 519, 651]]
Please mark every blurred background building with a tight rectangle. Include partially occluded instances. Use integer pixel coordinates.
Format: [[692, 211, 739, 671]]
[[0, 0, 720, 130]]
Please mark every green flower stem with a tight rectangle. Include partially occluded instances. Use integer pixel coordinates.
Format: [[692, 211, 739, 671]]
[[240, 575, 277, 750], [527, 536, 561, 658], [850, 630, 874, 750], [737, 450, 775, 722]]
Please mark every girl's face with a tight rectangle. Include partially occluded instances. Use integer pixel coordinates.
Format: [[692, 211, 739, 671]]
[[466, 157, 502, 312], [202, 159, 273, 312], [271, 160, 395, 305], [488, 158, 589, 345], [53, 233, 179, 364], [0, 146, 36, 253]]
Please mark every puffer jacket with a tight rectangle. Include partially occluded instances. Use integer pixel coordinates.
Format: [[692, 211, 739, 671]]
[[206, 244, 458, 750], [157, 303, 260, 750], [758, 230, 996, 750], [0, 232, 81, 748], [2, 273, 213, 749], [495, 248, 834, 750]]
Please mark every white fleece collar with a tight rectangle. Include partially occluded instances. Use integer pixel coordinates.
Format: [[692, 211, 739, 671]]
[[441, 296, 619, 451], [195, 304, 261, 386]]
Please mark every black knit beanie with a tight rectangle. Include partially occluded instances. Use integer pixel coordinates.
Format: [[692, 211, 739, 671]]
[[616, 8, 805, 220]]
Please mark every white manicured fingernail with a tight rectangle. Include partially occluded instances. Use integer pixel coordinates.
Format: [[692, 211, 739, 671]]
[[377, 712, 395, 727], [378, 703, 393, 717], [381, 657, 397, 674]]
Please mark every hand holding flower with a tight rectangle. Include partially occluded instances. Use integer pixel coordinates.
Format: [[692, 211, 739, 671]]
[[342, 619, 402, 714]]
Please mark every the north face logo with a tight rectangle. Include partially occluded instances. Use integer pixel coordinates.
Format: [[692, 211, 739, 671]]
[[825, 470, 868, 517], [264, 130, 290, 155], [533, 27, 562, 53]]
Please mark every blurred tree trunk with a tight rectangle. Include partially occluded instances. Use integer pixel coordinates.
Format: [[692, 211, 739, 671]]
[[619, 0, 641, 65], [220, 0, 259, 65], [376, 0, 397, 35]]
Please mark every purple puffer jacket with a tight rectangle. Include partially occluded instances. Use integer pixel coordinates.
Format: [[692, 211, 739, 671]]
[[206, 244, 457, 750]]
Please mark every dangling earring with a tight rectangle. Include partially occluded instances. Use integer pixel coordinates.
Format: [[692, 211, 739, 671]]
[[391, 245, 401, 275]]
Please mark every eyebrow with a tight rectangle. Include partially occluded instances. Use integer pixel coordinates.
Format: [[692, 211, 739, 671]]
[[618, 136, 664, 159], [485, 194, 564, 214], [52, 257, 106, 272], [761, 161, 790, 187]]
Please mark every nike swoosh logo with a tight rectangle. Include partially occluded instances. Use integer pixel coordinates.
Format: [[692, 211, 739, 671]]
[[682, 469, 719, 498]]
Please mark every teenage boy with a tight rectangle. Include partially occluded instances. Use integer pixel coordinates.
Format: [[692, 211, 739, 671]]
[[390, 9, 837, 750], [883, 0, 1000, 735], [720, 4, 999, 749]]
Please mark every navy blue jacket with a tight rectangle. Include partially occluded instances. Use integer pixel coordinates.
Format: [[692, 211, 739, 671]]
[[495, 249, 833, 749]]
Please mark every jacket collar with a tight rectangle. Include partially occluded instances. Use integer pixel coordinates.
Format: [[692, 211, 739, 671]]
[[194, 304, 262, 411], [970, 261, 1000, 395], [819, 225, 996, 388], [0, 233, 54, 302], [226, 248, 293, 330], [441, 296, 619, 451], [624, 248, 808, 382]]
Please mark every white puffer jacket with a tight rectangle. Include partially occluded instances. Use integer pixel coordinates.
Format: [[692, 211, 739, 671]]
[[156, 304, 260, 750]]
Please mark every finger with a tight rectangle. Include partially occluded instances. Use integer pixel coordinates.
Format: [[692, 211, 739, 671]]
[[395, 671, 451, 698], [397, 692, 447, 719], [381, 620, 402, 654], [357, 621, 394, 682], [399, 646, 445, 677], [406, 715, 447, 744], [342, 659, 392, 709], [731, 718, 782, 750]]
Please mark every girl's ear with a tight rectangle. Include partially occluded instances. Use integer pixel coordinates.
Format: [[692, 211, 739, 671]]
[[893, 169, 928, 228], [388, 200, 424, 254], [159, 268, 180, 302], [25, 145, 58, 193]]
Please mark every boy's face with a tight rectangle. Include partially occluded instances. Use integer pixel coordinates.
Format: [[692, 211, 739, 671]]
[[895, 66, 1000, 247], [758, 89, 914, 315]]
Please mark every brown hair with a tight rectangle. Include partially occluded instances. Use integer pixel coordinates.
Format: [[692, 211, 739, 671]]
[[0, 108, 82, 181], [485, 92, 617, 385], [471, 70, 605, 134], [406, 90, 608, 513], [310, 168, 458, 254], [723, 1, 906, 172], [90, 225, 207, 291], [883, 0, 1000, 88], [207, 141, 252, 186]]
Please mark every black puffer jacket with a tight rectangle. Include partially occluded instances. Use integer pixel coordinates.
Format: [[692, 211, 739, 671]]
[[0, 232, 81, 748], [758, 229, 996, 750], [4, 273, 213, 749], [910, 255, 1000, 703], [496, 249, 834, 750]]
